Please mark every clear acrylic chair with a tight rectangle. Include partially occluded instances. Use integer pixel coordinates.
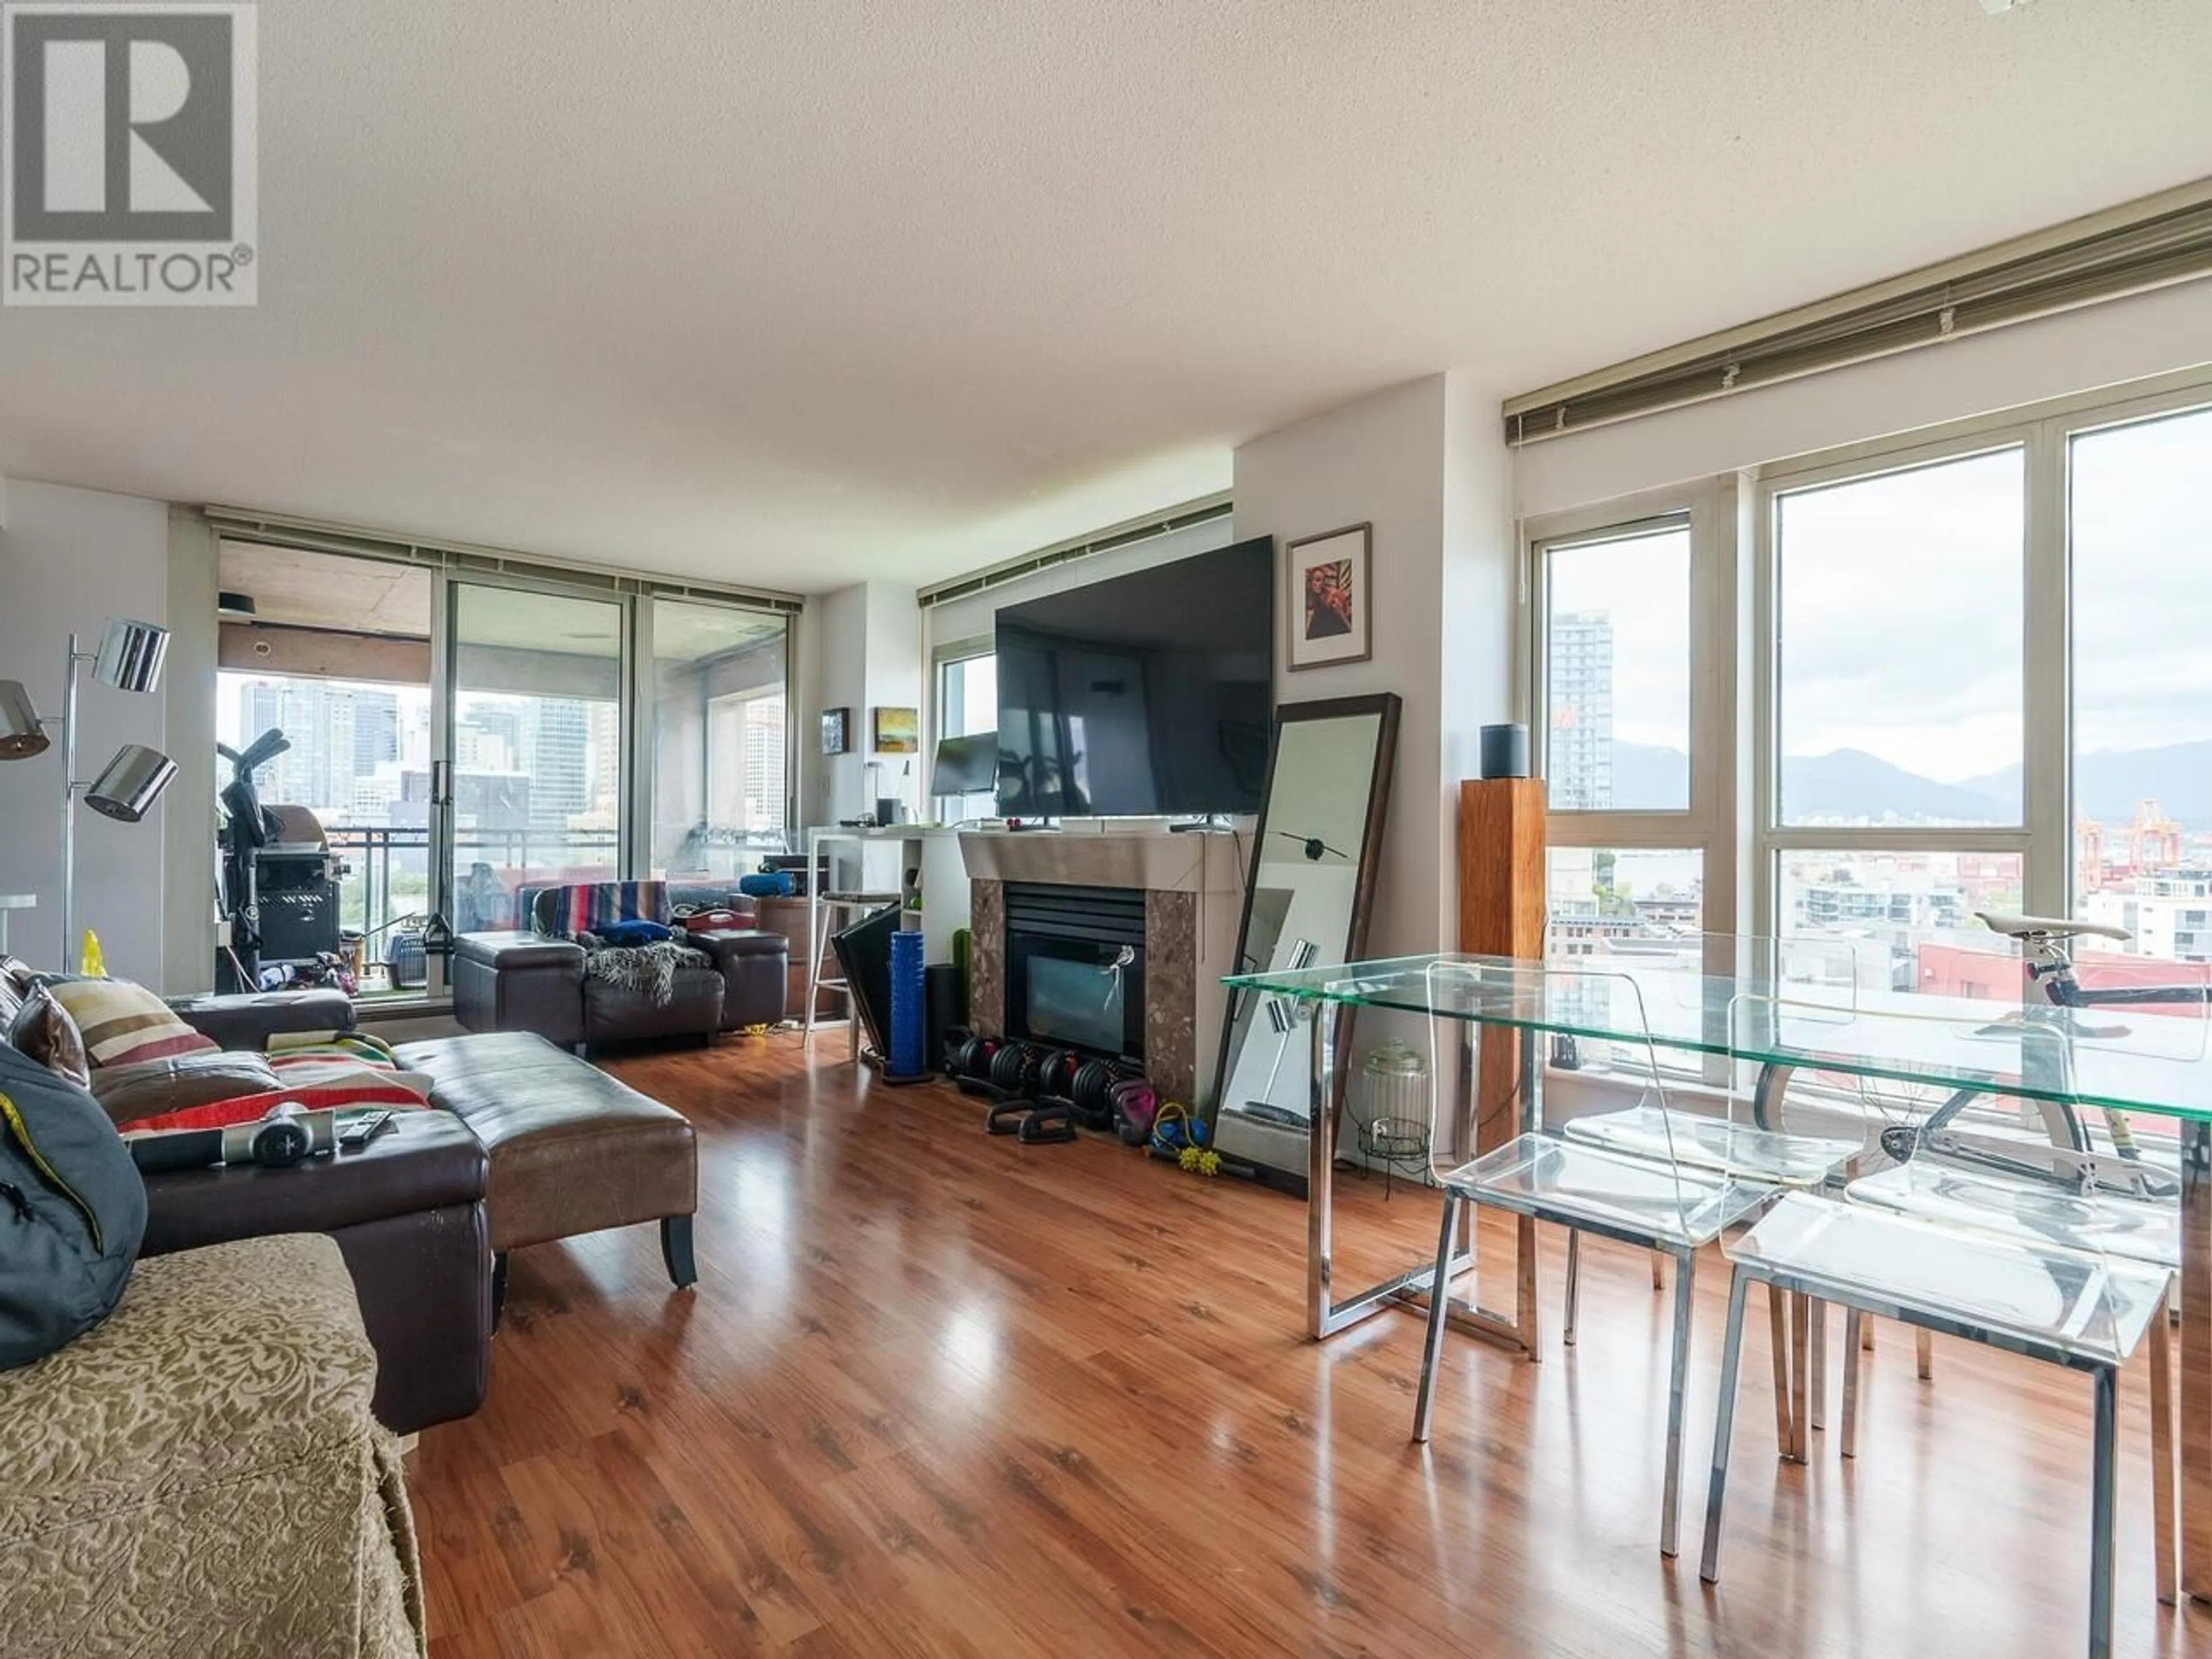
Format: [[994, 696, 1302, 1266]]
[[1828, 938, 2192, 1403], [1557, 937, 1872, 1355], [1701, 972, 2190, 1659], [1698, 1193, 2174, 1657], [1409, 959, 1778, 1558]]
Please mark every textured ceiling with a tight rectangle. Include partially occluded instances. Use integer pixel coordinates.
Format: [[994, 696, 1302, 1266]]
[[5, 2, 2211, 594]]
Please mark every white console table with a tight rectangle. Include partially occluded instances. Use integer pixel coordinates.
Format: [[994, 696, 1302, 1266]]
[[800, 827, 972, 1055], [0, 894, 34, 955]]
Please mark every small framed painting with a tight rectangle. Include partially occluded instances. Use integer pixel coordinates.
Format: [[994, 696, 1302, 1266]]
[[872, 705, 920, 754], [820, 707, 851, 756], [1285, 523, 1372, 671]]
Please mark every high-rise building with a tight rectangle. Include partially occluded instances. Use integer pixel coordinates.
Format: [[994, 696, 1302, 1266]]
[[1548, 611, 1615, 811], [742, 694, 787, 835], [239, 679, 359, 818], [527, 699, 592, 830], [351, 690, 400, 777]]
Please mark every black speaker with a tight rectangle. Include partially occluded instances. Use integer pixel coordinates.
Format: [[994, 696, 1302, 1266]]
[[1479, 722, 1531, 779], [924, 963, 964, 1072]]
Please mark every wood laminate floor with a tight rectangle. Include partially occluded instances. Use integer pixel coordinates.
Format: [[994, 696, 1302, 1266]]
[[411, 1032, 2212, 1657]]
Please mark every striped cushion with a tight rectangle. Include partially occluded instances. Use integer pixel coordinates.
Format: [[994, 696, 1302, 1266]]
[[532, 880, 671, 939], [39, 978, 218, 1069]]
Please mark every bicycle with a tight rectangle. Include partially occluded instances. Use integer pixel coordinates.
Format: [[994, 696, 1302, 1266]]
[[1751, 911, 2199, 1203]]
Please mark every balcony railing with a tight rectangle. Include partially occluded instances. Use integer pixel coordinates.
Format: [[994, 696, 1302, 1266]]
[[320, 823, 787, 946], [321, 825, 622, 943]]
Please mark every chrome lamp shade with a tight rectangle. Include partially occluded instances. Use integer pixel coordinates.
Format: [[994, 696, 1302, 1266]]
[[0, 680, 49, 759], [94, 619, 170, 694], [85, 744, 178, 823]]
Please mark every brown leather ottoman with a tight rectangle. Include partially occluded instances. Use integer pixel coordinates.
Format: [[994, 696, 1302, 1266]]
[[393, 1031, 698, 1313]]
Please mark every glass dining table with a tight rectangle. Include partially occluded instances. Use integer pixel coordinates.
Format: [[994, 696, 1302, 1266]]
[[1222, 943, 2212, 1604]]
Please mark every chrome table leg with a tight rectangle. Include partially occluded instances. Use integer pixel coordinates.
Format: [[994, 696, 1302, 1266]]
[[2182, 1118, 2212, 1601], [1789, 1290, 1812, 1463], [1700, 1266, 1752, 1584], [2090, 1364, 2118, 1659], [1660, 1247, 1696, 1558], [1412, 1191, 1464, 1444], [1840, 1308, 1863, 1459], [1306, 999, 1336, 1339], [2153, 1291, 2178, 1608], [1809, 1297, 1827, 1433], [1768, 1283, 1796, 1458], [1563, 1230, 1581, 1348]]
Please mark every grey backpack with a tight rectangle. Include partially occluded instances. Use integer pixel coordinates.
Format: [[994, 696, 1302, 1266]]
[[0, 1042, 147, 1370]]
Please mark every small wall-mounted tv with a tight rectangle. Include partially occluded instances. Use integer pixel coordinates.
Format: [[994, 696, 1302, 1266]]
[[994, 536, 1275, 819]]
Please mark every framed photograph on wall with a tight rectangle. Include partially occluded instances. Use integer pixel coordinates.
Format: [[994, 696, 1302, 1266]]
[[872, 706, 920, 753], [1285, 523, 1372, 671], [821, 707, 851, 755]]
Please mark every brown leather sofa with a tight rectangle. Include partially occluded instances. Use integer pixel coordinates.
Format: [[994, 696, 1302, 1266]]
[[453, 888, 787, 1050], [33, 986, 702, 1435]]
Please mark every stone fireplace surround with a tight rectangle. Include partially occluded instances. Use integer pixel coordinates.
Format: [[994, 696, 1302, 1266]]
[[960, 828, 1248, 1107]]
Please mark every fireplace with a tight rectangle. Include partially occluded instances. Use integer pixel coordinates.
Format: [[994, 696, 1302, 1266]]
[[963, 830, 1247, 1106], [1004, 882, 1147, 1061]]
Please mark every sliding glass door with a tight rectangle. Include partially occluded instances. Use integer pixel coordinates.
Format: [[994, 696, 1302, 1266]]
[[646, 599, 791, 883], [444, 582, 626, 931]]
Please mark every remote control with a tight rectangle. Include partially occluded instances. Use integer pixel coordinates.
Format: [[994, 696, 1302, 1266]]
[[339, 1109, 395, 1148]]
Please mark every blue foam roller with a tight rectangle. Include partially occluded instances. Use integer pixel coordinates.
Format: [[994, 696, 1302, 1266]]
[[888, 928, 927, 1077]]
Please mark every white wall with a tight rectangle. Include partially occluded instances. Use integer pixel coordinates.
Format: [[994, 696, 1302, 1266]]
[[863, 579, 923, 819], [1516, 278, 2212, 520], [162, 513, 219, 993], [0, 479, 180, 982], [800, 579, 923, 830], [922, 516, 1237, 656], [1231, 372, 1517, 960]]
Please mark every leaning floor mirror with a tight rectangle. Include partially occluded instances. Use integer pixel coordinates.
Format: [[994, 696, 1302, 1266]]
[[1210, 693, 1400, 1194]]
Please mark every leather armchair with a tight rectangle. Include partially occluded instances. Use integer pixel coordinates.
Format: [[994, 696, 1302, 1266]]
[[693, 928, 789, 1031], [453, 887, 789, 1048], [453, 933, 586, 1047]]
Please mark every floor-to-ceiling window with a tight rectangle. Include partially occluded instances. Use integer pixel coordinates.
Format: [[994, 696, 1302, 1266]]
[[649, 599, 791, 882], [1762, 444, 2029, 993], [1522, 373, 2212, 996], [215, 544, 438, 994], [216, 540, 798, 997], [448, 584, 626, 927]]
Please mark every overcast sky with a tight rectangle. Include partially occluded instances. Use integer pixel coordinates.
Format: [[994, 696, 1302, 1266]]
[[1552, 402, 2212, 786]]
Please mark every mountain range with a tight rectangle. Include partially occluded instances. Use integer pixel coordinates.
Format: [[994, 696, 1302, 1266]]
[[1608, 740, 2212, 828]]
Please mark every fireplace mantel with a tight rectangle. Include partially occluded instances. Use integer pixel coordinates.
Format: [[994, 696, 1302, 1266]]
[[959, 828, 1248, 1108], [958, 827, 1247, 895]]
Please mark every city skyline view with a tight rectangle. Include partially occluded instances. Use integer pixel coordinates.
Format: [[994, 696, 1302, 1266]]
[[1546, 403, 2212, 975]]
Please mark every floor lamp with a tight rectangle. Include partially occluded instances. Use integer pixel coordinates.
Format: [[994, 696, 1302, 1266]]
[[0, 619, 179, 958]]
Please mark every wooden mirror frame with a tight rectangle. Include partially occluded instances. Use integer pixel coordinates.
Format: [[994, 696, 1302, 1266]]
[[1209, 691, 1402, 1194]]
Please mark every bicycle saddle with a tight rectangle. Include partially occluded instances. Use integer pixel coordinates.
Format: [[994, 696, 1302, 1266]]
[[1976, 910, 2133, 944]]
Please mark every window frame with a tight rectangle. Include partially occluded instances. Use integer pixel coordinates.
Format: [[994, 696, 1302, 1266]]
[[1522, 480, 1741, 948], [1523, 363, 2212, 1007], [1750, 429, 2043, 934], [1747, 370, 2212, 934], [930, 635, 997, 816]]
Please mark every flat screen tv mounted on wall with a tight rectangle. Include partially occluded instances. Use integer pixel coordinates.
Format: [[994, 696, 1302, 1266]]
[[994, 536, 1275, 819]]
